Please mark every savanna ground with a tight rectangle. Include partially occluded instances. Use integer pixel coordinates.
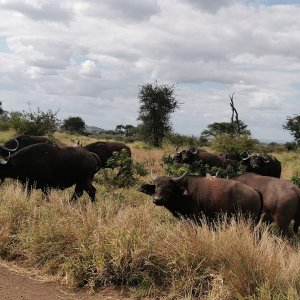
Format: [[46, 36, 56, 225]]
[[0, 130, 300, 299]]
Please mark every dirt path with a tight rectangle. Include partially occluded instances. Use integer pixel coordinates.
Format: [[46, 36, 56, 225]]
[[0, 261, 131, 300]]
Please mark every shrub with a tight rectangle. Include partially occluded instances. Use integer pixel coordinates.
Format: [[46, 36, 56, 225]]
[[162, 155, 245, 178], [0, 120, 10, 131], [211, 133, 257, 154], [163, 132, 204, 147], [10, 108, 59, 136], [291, 176, 300, 188], [97, 150, 147, 188], [285, 142, 298, 151]]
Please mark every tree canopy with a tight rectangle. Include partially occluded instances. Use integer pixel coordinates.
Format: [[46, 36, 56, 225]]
[[62, 116, 86, 134], [137, 82, 180, 147], [283, 115, 300, 144], [200, 121, 251, 140]]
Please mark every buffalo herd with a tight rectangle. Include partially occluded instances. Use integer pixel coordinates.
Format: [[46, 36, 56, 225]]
[[0, 135, 131, 201], [0, 136, 299, 236], [140, 146, 300, 237]]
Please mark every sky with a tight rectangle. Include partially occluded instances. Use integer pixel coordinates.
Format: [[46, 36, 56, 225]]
[[0, 0, 300, 142]]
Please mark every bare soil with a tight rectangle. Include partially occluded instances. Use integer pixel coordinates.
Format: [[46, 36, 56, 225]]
[[0, 261, 133, 300]]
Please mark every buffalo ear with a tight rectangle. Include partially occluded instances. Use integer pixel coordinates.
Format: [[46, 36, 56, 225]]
[[181, 188, 189, 196], [176, 184, 189, 196], [138, 184, 155, 195]]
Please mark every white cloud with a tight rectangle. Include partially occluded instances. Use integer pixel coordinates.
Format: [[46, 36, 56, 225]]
[[0, 0, 73, 22], [78, 60, 101, 77], [0, 0, 299, 141], [182, 0, 235, 13]]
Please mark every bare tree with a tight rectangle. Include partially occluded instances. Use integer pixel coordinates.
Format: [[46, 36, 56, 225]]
[[229, 92, 241, 135]]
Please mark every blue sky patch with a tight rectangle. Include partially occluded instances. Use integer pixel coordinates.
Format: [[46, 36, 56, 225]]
[[0, 38, 11, 53]]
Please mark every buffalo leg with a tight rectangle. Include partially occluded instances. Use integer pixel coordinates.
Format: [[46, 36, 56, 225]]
[[41, 187, 50, 201], [274, 215, 291, 237], [70, 184, 84, 202], [84, 181, 96, 202]]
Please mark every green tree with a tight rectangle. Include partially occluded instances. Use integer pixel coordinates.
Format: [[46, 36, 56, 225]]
[[10, 108, 59, 136], [115, 124, 137, 137], [200, 121, 250, 140], [0, 101, 9, 120], [62, 116, 86, 134], [0, 101, 10, 130], [283, 115, 300, 144], [137, 82, 180, 147]]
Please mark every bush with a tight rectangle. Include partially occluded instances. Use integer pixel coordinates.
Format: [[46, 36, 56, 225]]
[[0, 120, 10, 131], [163, 132, 205, 147], [291, 176, 300, 188], [10, 108, 59, 136], [162, 154, 245, 178], [285, 142, 298, 151], [97, 150, 147, 188], [211, 133, 257, 154]]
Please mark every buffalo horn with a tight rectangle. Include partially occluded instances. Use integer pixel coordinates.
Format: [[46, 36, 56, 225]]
[[175, 146, 180, 154], [173, 171, 188, 182], [0, 139, 19, 152], [240, 151, 250, 160], [190, 146, 198, 154], [262, 154, 270, 163]]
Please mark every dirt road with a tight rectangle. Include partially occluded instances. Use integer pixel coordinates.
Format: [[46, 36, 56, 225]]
[[0, 261, 130, 300]]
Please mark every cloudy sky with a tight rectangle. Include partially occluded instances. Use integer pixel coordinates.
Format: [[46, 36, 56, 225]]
[[0, 0, 300, 142]]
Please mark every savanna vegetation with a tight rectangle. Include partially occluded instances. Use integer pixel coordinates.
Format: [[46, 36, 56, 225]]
[[0, 129, 300, 299], [1, 91, 300, 298]]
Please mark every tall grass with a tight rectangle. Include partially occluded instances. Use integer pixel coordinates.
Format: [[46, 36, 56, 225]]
[[276, 151, 300, 179], [1, 131, 300, 298], [1, 181, 300, 299]]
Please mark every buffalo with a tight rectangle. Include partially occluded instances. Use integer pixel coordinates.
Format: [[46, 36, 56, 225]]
[[84, 141, 131, 168], [0, 135, 56, 184], [172, 147, 240, 169], [139, 173, 263, 224], [0, 143, 102, 202], [218, 152, 241, 161], [0, 134, 54, 157], [234, 172, 300, 236], [241, 153, 281, 178]]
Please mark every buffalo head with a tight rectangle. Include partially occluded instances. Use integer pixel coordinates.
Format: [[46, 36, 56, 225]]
[[139, 172, 187, 206], [172, 146, 199, 164], [241, 153, 270, 169], [0, 141, 19, 164]]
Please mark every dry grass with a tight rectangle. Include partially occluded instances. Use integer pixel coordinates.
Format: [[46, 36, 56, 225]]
[[276, 151, 300, 179], [1, 131, 300, 298], [0, 129, 17, 143], [1, 180, 300, 299]]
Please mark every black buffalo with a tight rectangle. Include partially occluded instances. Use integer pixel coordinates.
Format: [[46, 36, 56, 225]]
[[172, 147, 239, 169], [241, 153, 281, 178], [0, 135, 56, 184], [139, 174, 262, 223], [0, 135, 54, 157], [234, 172, 300, 236], [0, 143, 101, 202], [218, 152, 241, 161], [84, 141, 131, 168]]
